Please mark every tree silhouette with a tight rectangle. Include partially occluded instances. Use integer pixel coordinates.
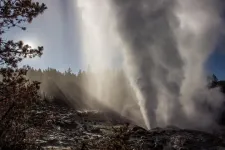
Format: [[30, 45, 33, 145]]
[[0, 0, 47, 149], [212, 74, 218, 82], [207, 74, 218, 88]]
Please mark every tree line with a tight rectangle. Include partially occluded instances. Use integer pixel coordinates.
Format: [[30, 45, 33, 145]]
[[26, 67, 140, 112], [25, 67, 225, 121]]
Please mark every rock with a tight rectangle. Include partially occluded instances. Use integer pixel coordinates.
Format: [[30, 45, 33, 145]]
[[130, 125, 147, 133], [91, 128, 101, 133], [25, 103, 225, 150]]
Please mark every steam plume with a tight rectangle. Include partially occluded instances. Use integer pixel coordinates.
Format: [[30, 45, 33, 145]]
[[77, 0, 224, 130]]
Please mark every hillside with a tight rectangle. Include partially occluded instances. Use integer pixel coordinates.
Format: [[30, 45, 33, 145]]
[[23, 102, 225, 150]]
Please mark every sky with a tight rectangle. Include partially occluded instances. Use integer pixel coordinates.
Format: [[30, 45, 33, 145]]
[[3, 0, 225, 79], [4, 0, 82, 73], [207, 43, 225, 80]]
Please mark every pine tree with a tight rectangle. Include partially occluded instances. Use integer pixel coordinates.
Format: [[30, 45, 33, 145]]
[[207, 74, 218, 88], [212, 74, 218, 82], [0, 0, 47, 149]]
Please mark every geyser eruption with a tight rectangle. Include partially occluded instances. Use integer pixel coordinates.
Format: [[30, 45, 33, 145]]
[[77, 0, 146, 126], [77, 0, 224, 130]]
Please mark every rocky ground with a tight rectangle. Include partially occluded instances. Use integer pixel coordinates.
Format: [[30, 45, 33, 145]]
[[27, 103, 225, 150]]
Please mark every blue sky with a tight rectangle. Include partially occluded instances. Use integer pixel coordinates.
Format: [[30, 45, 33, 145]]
[[3, 0, 225, 79], [4, 0, 82, 73], [207, 43, 225, 80]]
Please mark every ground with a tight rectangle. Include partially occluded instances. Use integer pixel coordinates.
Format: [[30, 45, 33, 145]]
[[27, 102, 225, 150]]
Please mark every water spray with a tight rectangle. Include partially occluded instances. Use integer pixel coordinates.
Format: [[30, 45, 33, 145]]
[[77, 0, 224, 130]]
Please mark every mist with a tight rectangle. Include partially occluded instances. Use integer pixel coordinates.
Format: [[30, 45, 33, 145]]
[[75, 0, 225, 130]]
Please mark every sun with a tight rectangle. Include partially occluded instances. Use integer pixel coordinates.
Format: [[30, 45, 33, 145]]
[[22, 40, 39, 59], [23, 40, 36, 48]]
